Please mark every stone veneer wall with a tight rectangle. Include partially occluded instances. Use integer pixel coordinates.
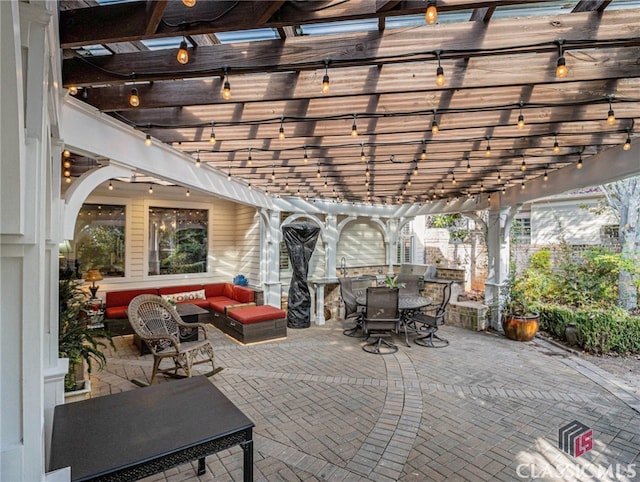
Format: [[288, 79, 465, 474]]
[[446, 301, 489, 331]]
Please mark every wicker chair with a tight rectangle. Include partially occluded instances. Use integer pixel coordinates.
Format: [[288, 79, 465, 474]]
[[411, 282, 452, 348], [361, 287, 400, 355], [127, 295, 221, 385]]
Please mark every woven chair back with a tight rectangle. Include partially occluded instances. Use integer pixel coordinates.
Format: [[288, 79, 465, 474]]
[[128, 295, 182, 353]]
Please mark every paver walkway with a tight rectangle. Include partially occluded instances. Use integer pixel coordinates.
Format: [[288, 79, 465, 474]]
[[91, 322, 640, 481]]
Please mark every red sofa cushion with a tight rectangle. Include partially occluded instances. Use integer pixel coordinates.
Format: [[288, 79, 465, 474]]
[[228, 305, 286, 325], [223, 283, 234, 299], [158, 284, 203, 296], [105, 306, 129, 319], [204, 283, 226, 298], [208, 296, 238, 313], [233, 285, 254, 303], [105, 288, 158, 310]]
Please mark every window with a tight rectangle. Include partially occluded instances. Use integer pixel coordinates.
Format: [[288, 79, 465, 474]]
[[73, 203, 126, 278], [513, 216, 531, 244], [148, 207, 208, 276], [397, 224, 414, 264]]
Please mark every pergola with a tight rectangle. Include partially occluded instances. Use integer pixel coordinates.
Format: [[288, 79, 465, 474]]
[[58, 0, 640, 315]]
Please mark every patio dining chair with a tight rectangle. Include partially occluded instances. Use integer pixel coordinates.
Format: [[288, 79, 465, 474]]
[[362, 287, 400, 355], [127, 294, 222, 385], [340, 277, 364, 337], [411, 282, 452, 348]]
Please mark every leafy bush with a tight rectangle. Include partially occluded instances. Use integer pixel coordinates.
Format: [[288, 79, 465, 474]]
[[538, 303, 640, 354]]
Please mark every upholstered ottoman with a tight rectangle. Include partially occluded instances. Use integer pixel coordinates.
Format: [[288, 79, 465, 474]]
[[214, 305, 287, 344]]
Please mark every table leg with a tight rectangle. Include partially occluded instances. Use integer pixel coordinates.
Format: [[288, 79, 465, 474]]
[[197, 457, 206, 475], [241, 439, 253, 482]]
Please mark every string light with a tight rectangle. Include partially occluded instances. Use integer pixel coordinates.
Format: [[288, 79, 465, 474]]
[[577, 155, 583, 169], [63, 149, 71, 158], [543, 167, 548, 181], [316, 163, 321, 179], [176, 38, 189, 65], [517, 102, 525, 129], [420, 141, 427, 160], [182, 0, 196, 6], [321, 59, 330, 94], [466, 158, 471, 174], [365, 164, 370, 178], [186, 189, 190, 196], [148, 185, 153, 194], [360, 145, 366, 162], [431, 111, 439, 134], [497, 170, 502, 182], [195, 150, 201, 168], [228, 162, 232, 180], [555, 40, 568, 78], [435, 50, 445, 87], [425, 1, 437, 24], [278, 117, 285, 141], [108, 181, 113, 190], [209, 122, 216, 145], [521, 180, 526, 190], [222, 68, 232, 100], [624, 131, 632, 151], [553, 133, 560, 154], [607, 97, 616, 125], [144, 133, 152, 146], [485, 136, 492, 157], [520, 156, 527, 171], [351, 114, 358, 137], [68, 86, 78, 95], [413, 162, 419, 176], [247, 148, 252, 166], [303, 146, 309, 164], [129, 87, 140, 107], [271, 162, 276, 181], [451, 171, 456, 185]]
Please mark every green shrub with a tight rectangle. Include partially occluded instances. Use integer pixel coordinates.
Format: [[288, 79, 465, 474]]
[[538, 303, 640, 355]]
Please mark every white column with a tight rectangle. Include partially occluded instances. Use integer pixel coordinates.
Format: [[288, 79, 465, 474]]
[[324, 214, 337, 278], [260, 209, 282, 307], [484, 205, 515, 330], [1, 2, 59, 481], [385, 218, 399, 274]]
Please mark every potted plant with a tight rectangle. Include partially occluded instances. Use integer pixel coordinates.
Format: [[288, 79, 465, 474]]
[[383, 275, 406, 289], [59, 274, 113, 400], [500, 268, 540, 342]]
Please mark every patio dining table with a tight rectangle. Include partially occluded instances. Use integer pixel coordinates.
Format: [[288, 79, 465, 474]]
[[355, 294, 432, 347]]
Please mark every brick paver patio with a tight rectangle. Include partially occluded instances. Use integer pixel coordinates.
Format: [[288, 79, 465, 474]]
[[91, 321, 640, 482]]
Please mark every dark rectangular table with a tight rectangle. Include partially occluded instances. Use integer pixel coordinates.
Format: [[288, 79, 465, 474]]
[[49, 376, 254, 481]]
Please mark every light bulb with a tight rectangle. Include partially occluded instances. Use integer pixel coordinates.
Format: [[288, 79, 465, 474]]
[[607, 108, 616, 125], [63, 149, 71, 158], [68, 86, 78, 95], [65, 177, 71, 184], [485, 146, 491, 157], [425, 2, 437, 24], [624, 136, 631, 151], [129, 88, 140, 107], [63, 169, 71, 177], [577, 157, 583, 169], [553, 140, 560, 154], [222, 80, 231, 100], [144, 134, 152, 146], [517, 114, 525, 129], [556, 56, 568, 78], [209, 124, 216, 145], [63, 160, 72, 169], [521, 159, 527, 171], [360, 148, 366, 162], [176, 39, 189, 65], [435, 65, 445, 87], [351, 122, 358, 137], [544, 169, 548, 182], [421, 148, 427, 160], [431, 119, 439, 134], [466, 160, 471, 174], [108, 181, 114, 190], [182, 0, 196, 6], [278, 126, 285, 141], [148, 185, 153, 194], [321, 74, 330, 94], [186, 189, 190, 196]]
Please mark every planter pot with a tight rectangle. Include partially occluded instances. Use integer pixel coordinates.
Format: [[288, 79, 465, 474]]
[[64, 379, 91, 403], [502, 313, 539, 342]]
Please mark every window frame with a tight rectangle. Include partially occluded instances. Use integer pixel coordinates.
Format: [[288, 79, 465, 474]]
[[143, 199, 213, 281]]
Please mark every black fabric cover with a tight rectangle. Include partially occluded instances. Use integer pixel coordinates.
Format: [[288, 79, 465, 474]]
[[283, 223, 320, 328]]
